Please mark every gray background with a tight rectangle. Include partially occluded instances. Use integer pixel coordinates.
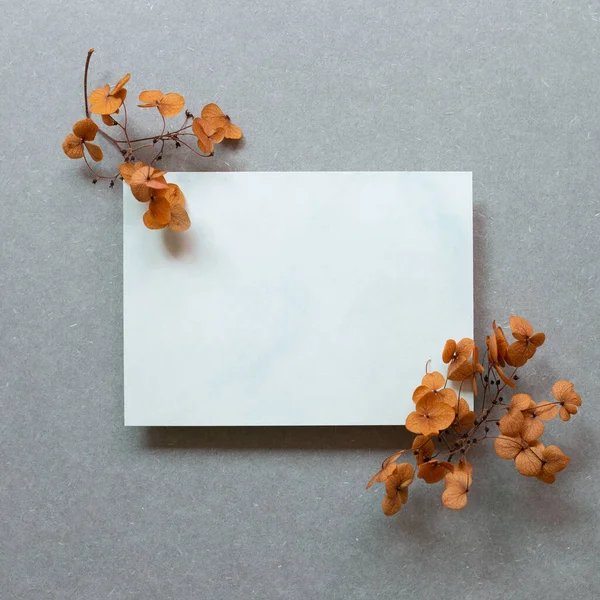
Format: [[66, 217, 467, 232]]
[[1, 1, 599, 598]]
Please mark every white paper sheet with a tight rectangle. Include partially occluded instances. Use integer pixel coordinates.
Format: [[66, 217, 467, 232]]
[[124, 172, 473, 426]]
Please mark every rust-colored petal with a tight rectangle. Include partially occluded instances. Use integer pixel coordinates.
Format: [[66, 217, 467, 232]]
[[211, 127, 226, 143], [441, 471, 470, 510], [201, 103, 225, 122], [158, 92, 185, 118], [535, 401, 558, 421], [138, 89, 164, 104], [382, 494, 403, 516], [447, 359, 472, 382], [456, 338, 474, 361], [442, 339, 456, 363], [159, 183, 185, 207], [192, 118, 215, 154], [543, 446, 570, 474], [222, 120, 243, 139], [169, 204, 191, 232], [455, 397, 476, 431], [62, 134, 84, 159], [515, 447, 543, 476], [499, 409, 524, 437], [494, 435, 522, 460], [418, 461, 448, 484], [84, 141, 103, 162], [520, 415, 544, 442], [148, 196, 171, 225], [422, 372, 445, 391], [111, 73, 131, 94], [552, 380, 575, 402], [530, 332, 546, 348], [437, 388, 457, 408], [72, 117, 98, 141], [412, 385, 431, 404], [412, 435, 434, 465], [89, 84, 123, 115], [119, 162, 137, 184], [426, 398, 456, 434], [511, 394, 535, 411], [102, 114, 118, 126], [507, 340, 535, 367], [510, 316, 534, 341], [487, 333, 498, 363]]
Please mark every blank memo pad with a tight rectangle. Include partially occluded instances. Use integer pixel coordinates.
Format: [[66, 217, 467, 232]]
[[124, 172, 473, 426]]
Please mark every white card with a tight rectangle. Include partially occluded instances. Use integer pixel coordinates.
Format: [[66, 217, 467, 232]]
[[124, 172, 473, 426]]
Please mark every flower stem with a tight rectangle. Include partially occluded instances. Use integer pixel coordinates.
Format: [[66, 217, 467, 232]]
[[84, 49, 94, 118]]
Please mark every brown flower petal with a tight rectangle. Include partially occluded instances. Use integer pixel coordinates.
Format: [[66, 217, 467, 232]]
[[169, 204, 191, 232], [412, 435, 434, 465], [494, 435, 523, 460], [534, 401, 558, 421], [499, 409, 525, 437], [72, 117, 98, 141], [382, 494, 403, 516], [418, 461, 449, 484], [514, 445, 543, 477], [406, 395, 455, 437], [510, 316, 534, 341], [442, 339, 456, 363], [84, 142, 103, 162], [62, 134, 84, 159], [201, 103, 242, 139], [442, 470, 471, 510]]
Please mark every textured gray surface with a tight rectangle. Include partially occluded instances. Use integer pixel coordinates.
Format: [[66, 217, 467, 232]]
[[1, 1, 599, 598]]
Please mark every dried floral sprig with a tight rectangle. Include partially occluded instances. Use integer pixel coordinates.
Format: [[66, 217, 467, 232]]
[[62, 49, 243, 232], [368, 316, 582, 515]]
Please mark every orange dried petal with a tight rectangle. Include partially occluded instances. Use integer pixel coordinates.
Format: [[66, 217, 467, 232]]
[[158, 92, 185, 118], [84, 141, 103, 162], [169, 204, 191, 232], [494, 435, 522, 460], [192, 118, 215, 154], [535, 401, 558, 421], [511, 394, 535, 411], [498, 409, 524, 437], [62, 134, 84, 159], [441, 471, 470, 510], [520, 415, 544, 442], [119, 162, 137, 184], [382, 495, 403, 516], [515, 447, 543, 476], [552, 380, 574, 402], [437, 388, 457, 408], [422, 372, 445, 391], [507, 340, 535, 367], [72, 117, 98, 141], [111, 73, 130, 94], [138, 89, 164, 104], [418, 461, 448, 484], [510, 316, 534, 341], [442, 339, 456, 363]]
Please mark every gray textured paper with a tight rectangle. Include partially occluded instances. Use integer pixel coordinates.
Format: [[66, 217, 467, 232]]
[[1, 1, 599, 599], [124, 172, 472, 426]]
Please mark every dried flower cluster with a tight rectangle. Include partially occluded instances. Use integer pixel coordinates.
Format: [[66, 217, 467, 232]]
[[63, 49, 243, 231], [368, 316, 582, 514]]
